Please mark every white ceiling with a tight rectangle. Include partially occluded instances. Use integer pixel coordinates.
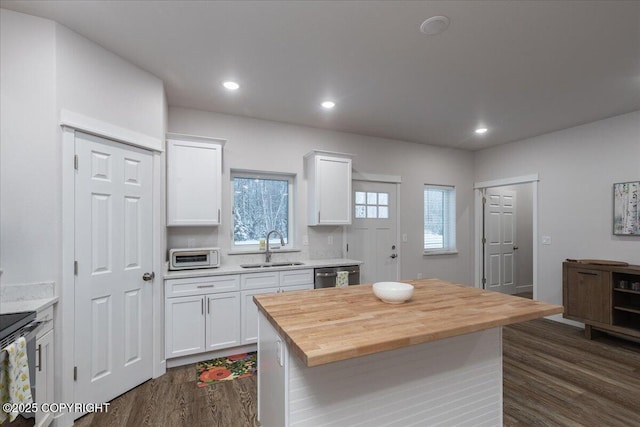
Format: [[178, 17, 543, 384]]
[[2, 0, 639, 150]]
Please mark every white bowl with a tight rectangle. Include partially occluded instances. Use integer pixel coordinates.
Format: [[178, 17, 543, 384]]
[[372, 282, 414, 304]]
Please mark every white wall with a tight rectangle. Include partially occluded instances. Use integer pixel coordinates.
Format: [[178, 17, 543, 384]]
[[0, 9, 166, 286], [168, 107, 476, 285], [1, 10, 166, 426], [0, 10, 58, 285], [56, 24, 166, 142], [475, 111, 640, 309]]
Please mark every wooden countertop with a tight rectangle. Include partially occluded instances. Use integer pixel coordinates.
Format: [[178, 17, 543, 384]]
[[254, 279, 563, 367]]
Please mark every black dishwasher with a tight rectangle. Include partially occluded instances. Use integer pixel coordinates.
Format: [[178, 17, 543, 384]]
[[314, 265, 361, 289]]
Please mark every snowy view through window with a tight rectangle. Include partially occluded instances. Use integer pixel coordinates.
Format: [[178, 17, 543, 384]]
[[424, 185, 456, 252], [233, 176, 289, 246]]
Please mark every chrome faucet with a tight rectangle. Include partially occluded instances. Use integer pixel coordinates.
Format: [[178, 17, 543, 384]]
[[265, 230, 284, 263]]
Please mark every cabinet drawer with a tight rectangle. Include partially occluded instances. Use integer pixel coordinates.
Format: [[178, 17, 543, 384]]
[[241, 272, 280, 290], [37, 305, 54, 336], [280, 269, 313, 287], [165, 275, 240, 298]]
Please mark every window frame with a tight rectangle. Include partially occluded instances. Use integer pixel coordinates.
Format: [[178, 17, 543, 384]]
[[423, 184, 457, 255], [231, 170, 295, 251]]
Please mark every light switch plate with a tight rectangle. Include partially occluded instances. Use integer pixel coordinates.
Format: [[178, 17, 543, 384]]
[[327, 235, 334, 245], [402, 233, 408, 243], [302, 235, 309, 245], [542, 236, 552, 245]]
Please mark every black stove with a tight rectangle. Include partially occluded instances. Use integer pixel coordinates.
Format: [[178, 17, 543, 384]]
[[0, 311, 36, 341]]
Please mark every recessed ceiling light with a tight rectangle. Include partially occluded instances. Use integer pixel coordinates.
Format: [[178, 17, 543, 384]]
[[420, 16, 450, 36], [475, 127, 489, 135], [321, 101, 336, 109], [222, 81, 240, 91]]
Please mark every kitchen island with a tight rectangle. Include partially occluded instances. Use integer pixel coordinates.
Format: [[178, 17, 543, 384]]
[[254, 278, 563, 427]]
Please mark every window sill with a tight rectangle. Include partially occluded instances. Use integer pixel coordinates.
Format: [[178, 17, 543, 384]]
[[423, 250, 458, 256], [228, 248, 302, 256]]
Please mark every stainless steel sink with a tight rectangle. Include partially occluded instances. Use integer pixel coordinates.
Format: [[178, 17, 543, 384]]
[[240, 261, 305, 269]]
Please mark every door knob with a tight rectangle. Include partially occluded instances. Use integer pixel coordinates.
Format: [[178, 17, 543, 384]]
[[390, 253, 398, 259], [142, 272, 155, 281]]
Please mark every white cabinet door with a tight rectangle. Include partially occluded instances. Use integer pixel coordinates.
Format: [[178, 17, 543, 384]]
[[306, 151, 352, 225], [167, 135, 224, 226], [206, 293, 241, 350], [35, 329, 54, 427], [241, 287, 279, 345], [165, 296, 205, 357]]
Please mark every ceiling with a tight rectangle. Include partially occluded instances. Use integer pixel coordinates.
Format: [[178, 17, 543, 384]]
[[2, 1, 639, 150]]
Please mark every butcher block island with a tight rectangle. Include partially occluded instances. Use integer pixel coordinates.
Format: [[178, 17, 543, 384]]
[[254, 279, 563, 427]]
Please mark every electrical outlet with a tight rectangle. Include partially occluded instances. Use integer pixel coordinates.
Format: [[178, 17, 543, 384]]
[[187, 238, 196, 248], [417, 273, 423, 279], [302, 235, 309, 246], [327, 235, 334, 245], [542, 236, 552, 245], [402, 233, 408, 243]]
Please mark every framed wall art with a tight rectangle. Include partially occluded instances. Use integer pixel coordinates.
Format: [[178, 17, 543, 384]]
[[613, 181, 639, 235]]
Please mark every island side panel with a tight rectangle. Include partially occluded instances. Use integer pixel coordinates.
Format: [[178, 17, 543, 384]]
[[258, 311, 288, 427], [287, 328, 503, 427]]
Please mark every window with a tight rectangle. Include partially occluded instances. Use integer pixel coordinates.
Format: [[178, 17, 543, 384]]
[[424, 185, 456, 253], [232, 171, 294, 249], [355, 191, 389, 219]]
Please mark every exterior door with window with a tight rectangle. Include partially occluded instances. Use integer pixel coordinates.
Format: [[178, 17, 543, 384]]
[[346, 181, 398, 284], [484, 188, 517, 294]]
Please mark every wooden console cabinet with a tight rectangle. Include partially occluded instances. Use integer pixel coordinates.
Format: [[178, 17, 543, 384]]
[[563, 261, 640, 340]]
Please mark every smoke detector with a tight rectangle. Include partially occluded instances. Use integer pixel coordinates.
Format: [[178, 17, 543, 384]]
[[420, 16, 450, 35]]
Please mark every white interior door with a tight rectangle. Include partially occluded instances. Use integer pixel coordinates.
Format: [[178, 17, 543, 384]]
[[347, 181, 398, 284], [484, 188, 517, 294], [74, 132, 154, 408]]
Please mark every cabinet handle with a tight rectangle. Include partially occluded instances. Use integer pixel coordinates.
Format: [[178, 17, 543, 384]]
[[207, 298, 210, 314], [197, 285, 215, 288], [37, 344, 42, 371], [201, 299, 204, 315], [318, 211, 321, 223], [578, 271, 598, 276], [218, 209, 221, 223]]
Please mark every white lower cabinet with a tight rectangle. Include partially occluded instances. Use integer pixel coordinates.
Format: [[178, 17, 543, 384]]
[[241, 287, 279, 344], [35, 305, 54, 427], [205, 293, 240, 351], [165, 269, 313, 359], [240, 270, 314, 345], [165, 275, 241, 358], [165, 295, 207, 357]]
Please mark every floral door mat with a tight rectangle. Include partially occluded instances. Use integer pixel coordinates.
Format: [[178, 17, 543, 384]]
[[196, 352, 257, 387]]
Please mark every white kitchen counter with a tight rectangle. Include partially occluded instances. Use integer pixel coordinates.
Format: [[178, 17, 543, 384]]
[[0, 281, 58, 314], [163, 258, 362, 279], [0, 297, 58, 314]]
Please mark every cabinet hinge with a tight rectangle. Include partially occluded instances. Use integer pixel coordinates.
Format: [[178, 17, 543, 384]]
[[74, 261, 78, 275], [74, 155, 78, 170], [482, 278, 487, 287], [482, 237, 486, 244], [482, 196, 486, 205], [74, 366, 77, 381]]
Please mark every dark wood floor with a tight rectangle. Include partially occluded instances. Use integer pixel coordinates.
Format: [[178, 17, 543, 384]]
[[503, 319, 640, 426], [12, 319, 639, 426]]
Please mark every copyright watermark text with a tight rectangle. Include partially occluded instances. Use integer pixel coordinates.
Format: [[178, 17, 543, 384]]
[[2, 402, 110, 414]]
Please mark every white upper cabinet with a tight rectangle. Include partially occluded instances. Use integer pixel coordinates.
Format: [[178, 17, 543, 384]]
[[305, 151, 353, 225], [167, 133, 224, 226]]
